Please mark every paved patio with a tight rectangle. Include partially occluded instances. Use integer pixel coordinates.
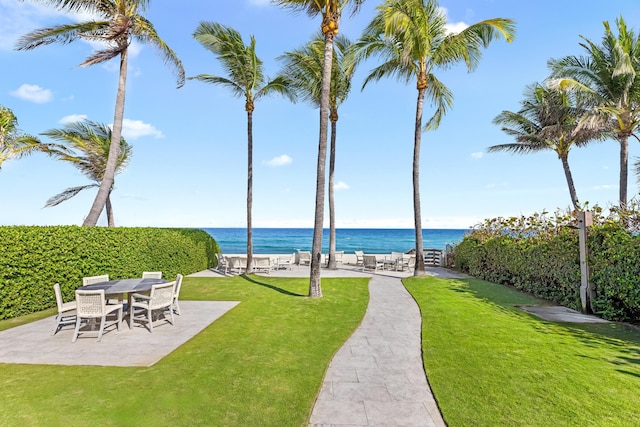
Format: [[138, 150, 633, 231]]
[[0, 300, 239, 367]]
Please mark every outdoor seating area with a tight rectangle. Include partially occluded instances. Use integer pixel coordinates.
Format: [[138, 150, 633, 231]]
[[360, 252, 416, 273], [213, 251, 419, 275], [52, 271, 184, 342]]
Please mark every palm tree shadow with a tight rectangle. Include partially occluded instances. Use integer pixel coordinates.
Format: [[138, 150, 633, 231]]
[[240, 275, 305, 297]]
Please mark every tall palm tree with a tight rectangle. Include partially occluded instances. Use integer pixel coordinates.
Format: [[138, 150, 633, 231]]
[[277, 33, 356, 270], [272, 0, 365, 297], [0, 105, 52, 170], [16, 0, 184, 226], [353, 0, 515, 275], [41, 120, 131, 227], [190, 21, 293, 274], [489, 83, 607, 211], [548, 16, 640, 207]]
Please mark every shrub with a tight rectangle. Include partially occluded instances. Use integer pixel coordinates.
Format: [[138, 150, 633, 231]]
[[0, 226, 219, 320], [454, 205, 640, 322]]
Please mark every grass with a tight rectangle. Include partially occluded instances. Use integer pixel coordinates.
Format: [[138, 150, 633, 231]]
[[404, 275, 640, 427], [0, 275, 370, 426]]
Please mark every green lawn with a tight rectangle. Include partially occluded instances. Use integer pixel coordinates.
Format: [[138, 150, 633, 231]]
[[0, 275, 370, 426], [404, 276, 640, 427]]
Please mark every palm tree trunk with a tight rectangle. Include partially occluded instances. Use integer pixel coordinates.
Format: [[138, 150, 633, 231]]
[[413, 87, 426, 276], [327, 117, 337, 270], [618, 136, 629, 207], [246, 109, 254, 273], [560, 154, 580, 210], [106, 191, 114, 228], [83, 49, 128, 226], [309, 32, 335, 298]]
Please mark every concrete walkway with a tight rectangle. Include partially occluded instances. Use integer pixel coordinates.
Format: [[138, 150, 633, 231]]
[[308, 275, 446, 427], [194, 264, 463, 426]]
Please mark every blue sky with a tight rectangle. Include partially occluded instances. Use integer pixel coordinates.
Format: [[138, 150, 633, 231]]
[[2, 0, 640, 229]]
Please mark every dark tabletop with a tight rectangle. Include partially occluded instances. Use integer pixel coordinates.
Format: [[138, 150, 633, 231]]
[[82, 278, 168, 294]]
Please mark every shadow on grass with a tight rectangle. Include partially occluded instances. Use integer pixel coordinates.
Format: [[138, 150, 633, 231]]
[[438, 276, 640, 371], [239, 274, 306, 297]]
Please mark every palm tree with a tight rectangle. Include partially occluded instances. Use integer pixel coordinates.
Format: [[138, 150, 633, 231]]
[[548, 16, 640, 207], [16, 0, 184, 226], [277, 33, 356, 270], [353, 0, 515, 275], [489, 82, 607, 211], [190, 21, 293, 274], [0, 105, 52, 170], [41, 120, 131, 227], [272, 0, 365, 297]]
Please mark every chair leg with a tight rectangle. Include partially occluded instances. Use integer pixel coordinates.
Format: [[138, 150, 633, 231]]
[[71, 317, 82, 342], [169, 306, 175, 325], [117, 307, 122, 330], [130, 305, 135, 330], [97, 315, 106, 342], [148, 308, 153, 333], [53, 315, 60, 335], [174, 299, 181, 316]]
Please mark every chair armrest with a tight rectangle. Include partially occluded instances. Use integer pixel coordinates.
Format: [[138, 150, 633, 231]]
[[131, 293, 151, 301]]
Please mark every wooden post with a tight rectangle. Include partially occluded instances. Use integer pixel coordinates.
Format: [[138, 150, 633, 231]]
[[578, 211, 593, 313]]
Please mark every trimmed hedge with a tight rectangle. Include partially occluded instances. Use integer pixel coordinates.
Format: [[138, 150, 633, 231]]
[[0, 226, 219, 320], [454, 211, 640, 322]]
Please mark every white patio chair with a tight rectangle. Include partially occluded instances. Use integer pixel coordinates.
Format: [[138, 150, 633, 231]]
[[354, 250, 365, 267], [215, 253, 228, 274], [254, 257, 272, 273], [173, 274, 183, 315], [362, 255, 384, 272], [142, 271, 162, 279], [227, 257, 245, 275], [130, 281, 176, 332], [82, 274, 109, 286], [72, 289, 123, 342], [297, 250, 311, 265], [278, 253, 295, 270], [53, 283, 76, 335], [391, 252, 404, 270]]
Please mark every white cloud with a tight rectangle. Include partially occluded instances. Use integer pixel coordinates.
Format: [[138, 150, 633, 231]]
[[118, 119, 164, 140], [445, 21, 469, 34], [593, 184, 615, 190], [471, 152, 483, 159], [59, 114, 88, 124], [439, 7, 469, 35], [265, 154, 292, 167], [335, 181, 350, 191], [10, 84, 53, 103]]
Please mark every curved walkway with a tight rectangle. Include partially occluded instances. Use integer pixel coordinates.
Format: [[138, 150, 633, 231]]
[[308, 274, 446, 427]]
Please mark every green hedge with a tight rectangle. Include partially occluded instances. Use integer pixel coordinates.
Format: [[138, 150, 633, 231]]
[[453, 210, 640, 322], [0, 226, 219, 320]]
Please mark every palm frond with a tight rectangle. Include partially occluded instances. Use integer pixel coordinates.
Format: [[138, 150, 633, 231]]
[[44, 184, 98, 207]]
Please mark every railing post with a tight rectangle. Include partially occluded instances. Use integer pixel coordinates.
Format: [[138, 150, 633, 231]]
[[578, 211, 593, 313]]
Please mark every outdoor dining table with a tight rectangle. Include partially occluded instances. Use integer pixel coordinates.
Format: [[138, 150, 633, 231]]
[[83, 278, 168, 326]]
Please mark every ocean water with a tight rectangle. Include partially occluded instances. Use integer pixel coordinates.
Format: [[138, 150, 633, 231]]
[[202, 228, 470, 254]]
